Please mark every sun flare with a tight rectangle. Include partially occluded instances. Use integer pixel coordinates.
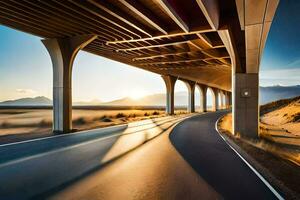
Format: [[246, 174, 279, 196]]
[[128, 90, 147, 100]]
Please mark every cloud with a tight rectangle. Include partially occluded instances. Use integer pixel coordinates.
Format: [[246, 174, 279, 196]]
[[260, 68, 300, 86], [260, 68, 300, 79], [16, 88, 37, 95], [286, 58, 300, 68]]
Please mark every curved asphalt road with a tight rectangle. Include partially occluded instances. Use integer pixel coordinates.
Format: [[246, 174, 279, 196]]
[[169, 111, 278, 199], [0, 112, 279, 199]]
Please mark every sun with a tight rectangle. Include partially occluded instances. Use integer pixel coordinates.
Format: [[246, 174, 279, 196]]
[[128, 90, 147, 100]]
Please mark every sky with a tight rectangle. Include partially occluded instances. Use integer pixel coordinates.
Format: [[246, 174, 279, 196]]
[[260, 0, 300, 86], [0, 0, 300, 102]]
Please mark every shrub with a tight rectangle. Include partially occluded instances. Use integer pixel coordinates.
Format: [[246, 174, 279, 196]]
[[152, 111, 160, 115], [144, 112, 149, 116], [100, 115, 107, 119], [116, 113, 126, 118], [128, 113, 136, 118], [74, 117, 87, 125], [101, 117, 112, 122], [291, 112, 300, 122], [1, 121, 11, 128], [38, 119, 51, 127]]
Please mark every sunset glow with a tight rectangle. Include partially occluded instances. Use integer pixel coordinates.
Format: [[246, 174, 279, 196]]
[[128, 90, 148, 100]]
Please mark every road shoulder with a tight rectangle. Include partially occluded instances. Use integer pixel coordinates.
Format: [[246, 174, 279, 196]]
[[217, 115, 300, 199]]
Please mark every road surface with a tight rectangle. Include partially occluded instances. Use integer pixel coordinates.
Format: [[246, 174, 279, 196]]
[[0, 111, 279, 199], [0, 115, 191, 199]]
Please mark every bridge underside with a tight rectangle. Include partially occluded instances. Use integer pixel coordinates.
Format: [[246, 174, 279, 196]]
[[0, 0, 279, 138], [0, 0, 237, 90]]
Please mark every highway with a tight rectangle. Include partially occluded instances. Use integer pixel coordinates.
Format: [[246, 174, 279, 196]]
[[0, 115, 192, 199], [0, 112, 279, 199]]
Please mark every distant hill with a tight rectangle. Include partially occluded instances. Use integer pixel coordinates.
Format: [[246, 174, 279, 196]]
[[260, 95, 300, 115], [260, 85, 300, 104], [1, 85, 299, 106], [0, 96, 52, 106], [103, 92, 188, 106], [0, 92, 189, 107], [73, 99, 103, 105], [0, 97, 102, 106]]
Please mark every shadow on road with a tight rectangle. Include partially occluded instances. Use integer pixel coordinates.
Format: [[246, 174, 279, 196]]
[[168, 111, 277, 200]]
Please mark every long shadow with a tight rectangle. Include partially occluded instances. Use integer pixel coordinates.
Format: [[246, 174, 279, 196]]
[[168, 111, 278, 200], [32, 116, 185, 199]]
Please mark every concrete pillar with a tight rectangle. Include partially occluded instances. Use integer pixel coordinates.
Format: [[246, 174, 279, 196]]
[[42, 35, 97, 133], [233, 73, 259, 138], [224, 91, 230, 109], [185, 81, 196, 113], [197, 84, 207, 112], [162, 75, 177, 115], [219, 90, 225, 109], [223, 91, 228, 109], [211, 88, 219, 111]]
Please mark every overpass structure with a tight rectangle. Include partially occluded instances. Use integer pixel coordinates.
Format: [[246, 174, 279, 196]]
[[0, 0, 279, 138]]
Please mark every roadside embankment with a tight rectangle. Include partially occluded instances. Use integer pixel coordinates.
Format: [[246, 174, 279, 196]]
[[217, 113, 300, 199]]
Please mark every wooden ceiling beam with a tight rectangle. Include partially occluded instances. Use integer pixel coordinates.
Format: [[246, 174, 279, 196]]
[[87, 0, 157, 37], [133, 50, 204, 61], [197, 33, 213, 48], [148, 62, 211, 69], [116, 35, 199, 52], [0, 9, 64, 36], [67, 0, 146, 39], [138, 56, 230, 66], [1, 1, 83, 37], [118, 0, 168, 35], [117, 40, 187, 52], [106, 29, 213, 45], [132, 45, 225, 60], [196, 0, 220, 30], [0, 13, 56, 38], [157, 0, 190, 32], [27, 0, 128, 40], [140, 58, 207, 66]]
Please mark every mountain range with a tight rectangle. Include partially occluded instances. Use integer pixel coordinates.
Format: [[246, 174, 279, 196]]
[[1, 85, 300, 106], [259, 85, 300, 104]]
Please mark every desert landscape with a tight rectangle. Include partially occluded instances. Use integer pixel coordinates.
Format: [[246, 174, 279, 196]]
[[0, 107, 192, 144], [219, 96, 300, 164], [218, 96, 300, 197], [260, 96, 300, 143]]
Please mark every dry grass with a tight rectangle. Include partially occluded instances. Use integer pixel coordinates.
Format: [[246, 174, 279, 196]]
[[0, 108, 189, 144], [219, 113, 300, 166], [218, 113, 300, 198], [260, 96, 300, 115], [218, 113, 232, 134]]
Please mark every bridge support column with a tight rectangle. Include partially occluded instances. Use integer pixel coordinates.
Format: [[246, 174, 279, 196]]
[[185, 81, 196, 113], [229, 92, 232, 107], [225, 92, 230, 109], [220, 91, 225, 109], [198, 84, 207, 112], [211, 88, 219, 111], [233, 73, 259, 138], [42, 35, 97, 133], [162, 75, 177, 115]]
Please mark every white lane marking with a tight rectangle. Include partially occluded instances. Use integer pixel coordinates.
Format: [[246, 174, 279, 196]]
[[0, 115, 194, 168], [215, 116, 284, 200], [0, 124, 128, 147]]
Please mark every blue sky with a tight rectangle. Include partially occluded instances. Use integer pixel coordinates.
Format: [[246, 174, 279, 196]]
[[260, 0, 300, 86], [0, 0, 299, 102]]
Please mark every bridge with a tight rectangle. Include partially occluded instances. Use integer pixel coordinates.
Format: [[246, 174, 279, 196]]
[[0, 0, 279, 138], [0, 0, 283, 199]]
